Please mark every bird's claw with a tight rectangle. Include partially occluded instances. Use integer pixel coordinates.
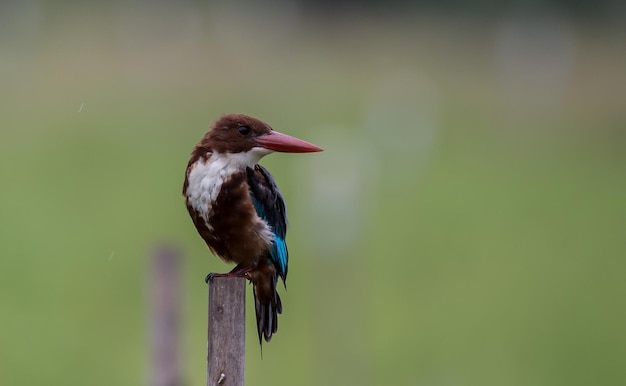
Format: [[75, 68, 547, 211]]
[[205, 266, 252, 283]]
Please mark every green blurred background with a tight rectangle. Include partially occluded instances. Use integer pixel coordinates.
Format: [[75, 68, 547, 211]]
[[1, 1, 625, 385]]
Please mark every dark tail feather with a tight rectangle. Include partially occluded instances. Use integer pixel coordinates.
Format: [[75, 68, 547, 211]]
[[250, 261, 283, 345]]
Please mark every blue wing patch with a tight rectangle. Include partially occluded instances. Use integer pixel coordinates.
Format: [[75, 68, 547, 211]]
[[247, 166, 289, 284], [270, 236, 288, 282]]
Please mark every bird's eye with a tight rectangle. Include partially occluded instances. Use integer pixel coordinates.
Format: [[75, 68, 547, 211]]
[[238, 126, 251, 135]]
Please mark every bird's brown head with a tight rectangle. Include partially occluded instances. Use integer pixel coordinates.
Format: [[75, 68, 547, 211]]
[[196, 114, 322, 155]]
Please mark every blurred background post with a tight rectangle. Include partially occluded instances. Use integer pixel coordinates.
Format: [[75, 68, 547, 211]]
[[149, 245, 182, 386], [0, 1, 625, 386]]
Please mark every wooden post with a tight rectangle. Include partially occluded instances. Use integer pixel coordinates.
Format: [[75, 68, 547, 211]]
[[207, 277, 246, 386]]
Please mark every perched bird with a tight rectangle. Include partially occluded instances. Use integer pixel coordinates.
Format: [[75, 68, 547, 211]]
[[183, 114, 322, 344]]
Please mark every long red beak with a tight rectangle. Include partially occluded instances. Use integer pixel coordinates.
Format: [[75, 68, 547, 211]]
[[255, 130, 323, 153]]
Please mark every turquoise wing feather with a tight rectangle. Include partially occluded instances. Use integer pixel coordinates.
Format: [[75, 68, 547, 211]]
[[247, 165, 289, 283]]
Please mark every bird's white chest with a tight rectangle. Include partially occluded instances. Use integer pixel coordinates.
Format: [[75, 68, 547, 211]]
[[186, 155, 238, 220], [185, 151, 275, 251], [186, 149, 270, 220]]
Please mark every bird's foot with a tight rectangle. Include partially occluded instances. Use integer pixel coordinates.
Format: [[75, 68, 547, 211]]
[[205, 265, 252, 283], [204, 272, 221, 283]]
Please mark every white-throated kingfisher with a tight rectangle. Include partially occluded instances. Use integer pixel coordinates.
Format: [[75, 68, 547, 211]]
[[183, 114, 322, 344]]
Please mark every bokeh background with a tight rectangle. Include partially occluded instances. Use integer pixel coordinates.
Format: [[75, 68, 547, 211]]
[[1, 1, 625, 385]]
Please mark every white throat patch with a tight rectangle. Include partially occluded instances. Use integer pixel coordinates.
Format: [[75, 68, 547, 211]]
[[186, 147, 272, 221]]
